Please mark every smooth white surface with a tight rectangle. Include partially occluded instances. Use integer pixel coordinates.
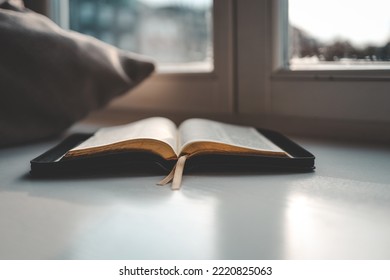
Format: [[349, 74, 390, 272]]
[[0, 132, 389, 259]]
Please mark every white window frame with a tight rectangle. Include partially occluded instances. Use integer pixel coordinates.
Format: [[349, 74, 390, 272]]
[[237, 0, 390, 133]]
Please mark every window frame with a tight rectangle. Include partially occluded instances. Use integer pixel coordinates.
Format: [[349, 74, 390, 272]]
[[237, 0, 390, 126], [49, 0, 390, 139], [51, 0, 235, 116]]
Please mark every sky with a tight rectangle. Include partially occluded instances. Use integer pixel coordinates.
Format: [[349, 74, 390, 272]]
[[289, 0, 390, 46]]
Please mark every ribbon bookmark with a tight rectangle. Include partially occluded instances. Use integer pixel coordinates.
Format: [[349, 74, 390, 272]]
[[157, 155, 187, 190]]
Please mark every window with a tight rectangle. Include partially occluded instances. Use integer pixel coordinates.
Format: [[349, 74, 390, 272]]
[[50, 0, 390, 137], [236, 0, 390, 133]]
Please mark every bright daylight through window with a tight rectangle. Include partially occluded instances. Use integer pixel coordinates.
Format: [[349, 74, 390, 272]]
[[68, 0, 213, 72], [289, 0, 390, 70]]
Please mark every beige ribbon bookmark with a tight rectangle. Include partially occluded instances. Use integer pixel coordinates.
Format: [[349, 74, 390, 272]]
[[157, 155, 187, 190]]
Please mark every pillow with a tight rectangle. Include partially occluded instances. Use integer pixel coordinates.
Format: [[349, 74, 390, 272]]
[[0, 1, 155, 146]]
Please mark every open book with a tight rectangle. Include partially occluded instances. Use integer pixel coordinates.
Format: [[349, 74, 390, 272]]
[[31, 117, 315, 188], [63, 117, 291, 190]]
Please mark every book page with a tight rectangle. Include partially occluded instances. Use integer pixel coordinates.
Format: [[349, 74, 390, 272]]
[[178, 118, 287, 156], [67, 117, 178, 158]]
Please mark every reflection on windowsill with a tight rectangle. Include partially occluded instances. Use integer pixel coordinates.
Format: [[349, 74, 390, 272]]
[[284, 176, 390, 259]]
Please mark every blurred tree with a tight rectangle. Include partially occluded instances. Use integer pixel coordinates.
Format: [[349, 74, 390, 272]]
[[290, 24, 390, 62]]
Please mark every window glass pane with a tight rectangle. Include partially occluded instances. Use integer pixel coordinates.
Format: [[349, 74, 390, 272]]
[[69, 0, 213, 72], [289, 0, 390, 69]]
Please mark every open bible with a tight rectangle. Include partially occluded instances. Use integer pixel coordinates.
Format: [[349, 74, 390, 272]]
[[30, 117, 315, 189]]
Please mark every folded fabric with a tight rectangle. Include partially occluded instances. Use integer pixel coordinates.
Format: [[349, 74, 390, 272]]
[[0, 1, 155, 146]]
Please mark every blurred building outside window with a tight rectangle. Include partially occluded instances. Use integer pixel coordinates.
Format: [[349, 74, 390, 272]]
[[68, 0, 213, 73]]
